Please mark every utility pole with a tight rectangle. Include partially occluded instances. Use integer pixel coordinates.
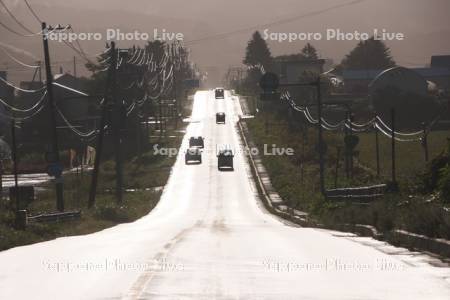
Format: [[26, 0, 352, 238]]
[[422, 122, 429, 162], [111, 43, 124, 205], [348, 110, 354, 178], [88, 42, 116, 208], [38, 61, 42, 83], [42, 22, 64, 211], [11, 114, 20, 226], [375, 124, 380, 177], [334, 146, 341, 188], [390, 108, 397, 187], [344, 110, 350, 178], [316, 76, 325, 195], [174, 66, 178, 129], [136, 108, 142, 160], [73, 56, 77, 77]]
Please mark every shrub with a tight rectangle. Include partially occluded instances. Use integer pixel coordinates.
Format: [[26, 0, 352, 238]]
[[94, 205, 130, 223], [438, 165, 450, 203], [421, 139, 450, 202]]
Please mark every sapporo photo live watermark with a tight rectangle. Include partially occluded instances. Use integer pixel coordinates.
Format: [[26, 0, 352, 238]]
[[263, 28, 405, 43], [152, 144, 295, 158], [44, 28, 184, 43]]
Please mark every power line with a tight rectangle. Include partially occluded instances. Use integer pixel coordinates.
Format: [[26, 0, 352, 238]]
[[0, 91, 47, 121], [24, 0, 42, 23], [282, 92, 425, 142], [0, 19, 37, 37], [61, 39, 95, 65], [0, 75, 46, 93], [55, 105, 98, 138], [0, 0, 36, 34], [0, 89, 47, 113], [185, 0, 366, 45], [0, 45, 40, 68]]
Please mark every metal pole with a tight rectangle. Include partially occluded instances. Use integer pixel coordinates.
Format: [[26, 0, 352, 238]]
[[73, 56, 77, 77], [11, 117, 27, 229], [38, 61, 42, 83], [42, 22, 64, 211], [136, 109, 142, 160], [110, 43, 123, 205], [375, 125, 380, 177], [349, 111, 354, 178], [174, 64, 178, 129], [422, 122, 429, 162], [317, 77, 325, 194], [334, 147, 341, 188], [344, 110, 350, 179], [88, 43, 115, 208], [391, 108, 397, 185], [11, 118, 19, 211], [301, 130, 305, 201], [159, 100, 163, 137]]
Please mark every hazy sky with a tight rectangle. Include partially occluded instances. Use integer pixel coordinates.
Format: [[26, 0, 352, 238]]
[[1, 0, 450, 82]]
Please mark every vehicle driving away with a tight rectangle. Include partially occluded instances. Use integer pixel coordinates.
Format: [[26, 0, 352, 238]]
[[1, 1, 449, 300], [215, 87, 225, 99], [189, 136, 205, 148], [185, 147, 202, 164], [216, 112, 226, 124], [216, 144, 234, 170]]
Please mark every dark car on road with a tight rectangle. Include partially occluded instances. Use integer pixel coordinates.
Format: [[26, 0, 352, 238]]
[[217, 145, 234, 171], [189, 136, 204, 148], [216, 112, 226, 124], [215, 88, 224, 99], [185, 147, 202, 164]]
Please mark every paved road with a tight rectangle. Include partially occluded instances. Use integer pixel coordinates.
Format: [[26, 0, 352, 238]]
[[0, 91, 449, 299]]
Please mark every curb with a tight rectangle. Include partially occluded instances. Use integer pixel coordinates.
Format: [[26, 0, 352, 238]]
[[237, 119, 310, 227], [386, 230, 450, 258]]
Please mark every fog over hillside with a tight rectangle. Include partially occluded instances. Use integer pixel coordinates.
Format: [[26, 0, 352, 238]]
[[1, 0, 450, 83]]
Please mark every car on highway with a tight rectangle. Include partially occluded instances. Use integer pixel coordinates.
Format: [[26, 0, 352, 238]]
[[215, 88, 225, 99], [185, 147, 202, 164], [216, 112, 226, 124], [189, 136, 204, 148], [216, 144, 234, 171]]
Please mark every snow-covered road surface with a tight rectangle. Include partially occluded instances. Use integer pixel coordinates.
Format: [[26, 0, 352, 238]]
[[0, 91, 449, 299]]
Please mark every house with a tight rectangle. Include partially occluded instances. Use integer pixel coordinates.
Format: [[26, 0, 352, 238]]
[[415, 67, 450, 92], [368, 66, 428, 96], [342, 70, 384, 94], [273, 57, 325, 83], [343, 63, 450, 95], [431, 55, 450, 69]]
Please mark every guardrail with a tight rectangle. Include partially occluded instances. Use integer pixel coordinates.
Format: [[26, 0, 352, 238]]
[[325, 184, 387, 202], [27, 211, 81, 223]]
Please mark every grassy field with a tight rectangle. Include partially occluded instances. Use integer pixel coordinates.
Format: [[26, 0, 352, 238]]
[[0, 96, 193, 251], [357, 130, 449, 181], [245, 109, 450, 239]]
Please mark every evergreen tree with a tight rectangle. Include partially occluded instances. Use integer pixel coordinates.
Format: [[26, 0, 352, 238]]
[[301, 43, 318, 60], [243, 31, 273, 70], [341, 37, 396, 70]]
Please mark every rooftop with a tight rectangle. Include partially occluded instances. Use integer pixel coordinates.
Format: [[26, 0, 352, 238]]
[[343, 67, 450, 80]]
